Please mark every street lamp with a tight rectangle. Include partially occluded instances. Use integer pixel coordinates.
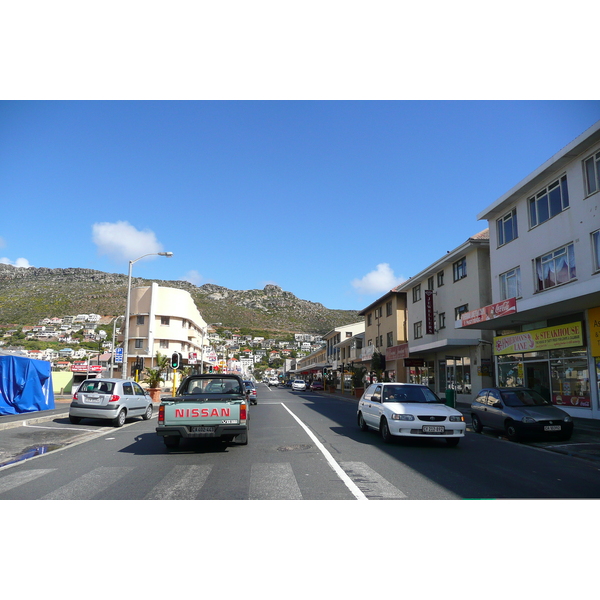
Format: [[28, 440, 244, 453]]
[[122, 251, 173, 380], [110, 315, 124, 378]]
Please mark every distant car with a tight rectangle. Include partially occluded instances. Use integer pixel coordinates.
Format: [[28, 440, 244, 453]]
[[309, 380, 324, 391], [357, 383, 465, 446], [292, 379, 307, 391], [268, 377, 279, 386], [471, 387, 574, 442], [243, 380, 258, 405], [69, 378, 153, 427]]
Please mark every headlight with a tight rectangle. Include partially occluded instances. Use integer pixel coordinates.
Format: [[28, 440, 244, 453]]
[[564, 416, 572, 423], [521, 416, 536, 423], [449, 415, 464, 422], [391, 414, 414, 421]]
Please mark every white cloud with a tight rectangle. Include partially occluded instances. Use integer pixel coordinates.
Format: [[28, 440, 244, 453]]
[[180, 270, 203, 286], [351, 263, 405, 295], [92, 221, 164, 263], [0, 237, 6, 248], [0, 257, 33, 268]]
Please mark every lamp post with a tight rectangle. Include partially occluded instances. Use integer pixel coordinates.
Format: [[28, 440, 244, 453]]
[[122, 251, 173, 380], [110, 315, 124, 378]]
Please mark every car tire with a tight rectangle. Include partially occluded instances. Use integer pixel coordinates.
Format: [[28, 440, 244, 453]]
[[505, 421, 519, 442], [471, 414, 483, 433], [446, 437, 460, 447], [69, 415, 82, 424], [142, 405, 153, 420], [164, 436, 180, 449], [113, 409, 126, 428], [358, 412, 368, 431], [380, 418, 393, 443]]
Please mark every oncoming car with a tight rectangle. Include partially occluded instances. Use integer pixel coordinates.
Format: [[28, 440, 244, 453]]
[[357, 383, 466, 446], [69, 378, 153, 427], [291, 379, 307, 391]]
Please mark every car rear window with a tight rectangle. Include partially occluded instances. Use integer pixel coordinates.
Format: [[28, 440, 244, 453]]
[[81, 381, 115, 394], [182, 378, 243, 395]]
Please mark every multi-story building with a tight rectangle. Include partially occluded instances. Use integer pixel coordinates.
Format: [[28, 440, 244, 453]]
[[394, 230, 494, 403], [459, 120, 600, 419], [120, 282, 209, 379]]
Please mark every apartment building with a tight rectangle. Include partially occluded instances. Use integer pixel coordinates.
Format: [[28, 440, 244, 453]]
[[120, 282, 209, 378], [459, 120, 600, 419], [394, 230, 494, 402]]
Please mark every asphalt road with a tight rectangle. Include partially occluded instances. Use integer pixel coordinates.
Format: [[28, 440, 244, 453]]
[[2, 384, 600, 499]]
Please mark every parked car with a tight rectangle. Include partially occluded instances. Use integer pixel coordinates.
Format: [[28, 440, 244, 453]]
[[471, 387, 574, 441], [69, 378, 153, 427], [309, 380, 324, 391], [243, 380, 258, 405], [357, 383, 465, 446], [292, 379, 307, 391]]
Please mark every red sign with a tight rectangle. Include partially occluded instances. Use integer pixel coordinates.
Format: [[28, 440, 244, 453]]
[[71, 362, 102, 372], [425, 290, 434, 335], [460, 297, 517, 327], [386, 344, 409, 361]]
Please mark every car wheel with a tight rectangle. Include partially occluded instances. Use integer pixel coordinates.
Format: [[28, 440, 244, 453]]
[[471, 414, 483, 433], [164, 436, 180, 449], [358, 412, 368, 432], [69, 415, 82, 424], [113, 409, 126, 428], [446, 437, 460, 447], [380, 418, 393, 443], [505, 421, 519, 442], [142, 405, 153, 420]]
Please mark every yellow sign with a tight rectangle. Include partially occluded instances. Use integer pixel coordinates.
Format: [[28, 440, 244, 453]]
[[589, 307, 600, 358], [494, 322, 583, 356]]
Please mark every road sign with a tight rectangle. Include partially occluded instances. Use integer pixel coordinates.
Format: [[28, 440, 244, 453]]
[[114, 347, 123, 363]]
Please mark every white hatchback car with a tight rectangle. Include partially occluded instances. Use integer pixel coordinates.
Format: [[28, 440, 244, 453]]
[[357, 383, 466, 446], [69, 378, 153, 427], [291, 379, 307, 391]]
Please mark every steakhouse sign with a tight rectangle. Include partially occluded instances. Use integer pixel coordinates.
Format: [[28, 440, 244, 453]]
[[460, 297, 517, 327], [493, 322, 583, 356]]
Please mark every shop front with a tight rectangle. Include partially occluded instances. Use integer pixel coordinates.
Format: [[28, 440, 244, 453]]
[[493, 321, 593, 416]]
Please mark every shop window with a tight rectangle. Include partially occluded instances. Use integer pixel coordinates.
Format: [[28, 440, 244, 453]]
[[499, 267, 521, 300], [528, 175, 569, 228], [535, 243, 576, 292]]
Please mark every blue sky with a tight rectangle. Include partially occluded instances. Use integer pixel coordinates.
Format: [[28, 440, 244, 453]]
[[1, 100, 599, 311]]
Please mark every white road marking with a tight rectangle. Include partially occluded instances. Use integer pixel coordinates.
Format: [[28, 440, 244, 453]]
[[249, 463, 303, 500], [340, 461, 408, 499], [145, 465, 213, 500], [280, 402, 368, 500], [41, 466, 133, 499], [0, 469, 56, 494]]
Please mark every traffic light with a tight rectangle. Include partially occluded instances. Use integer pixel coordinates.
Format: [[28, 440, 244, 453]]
[[171, 352, 181, 369]]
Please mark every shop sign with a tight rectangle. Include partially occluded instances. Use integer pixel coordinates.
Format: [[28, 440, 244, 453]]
[[460, 297, 517, 327], [404, 358, 425, 367], [71, 362, 102, 372], [493, 322, 583, 356], [425, 290, 434, 334], [361, 345, 375, 361], [589, 306, 600, 358], [385, 343, 409, 361]]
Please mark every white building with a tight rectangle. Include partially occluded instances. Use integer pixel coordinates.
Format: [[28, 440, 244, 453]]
[[460, 120, 600, 419]]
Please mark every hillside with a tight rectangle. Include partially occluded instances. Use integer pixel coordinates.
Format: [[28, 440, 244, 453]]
[[0, 264, 360, 334]]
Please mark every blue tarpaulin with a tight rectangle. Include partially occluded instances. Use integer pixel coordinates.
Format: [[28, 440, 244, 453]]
[[0, 355, 55, 415]]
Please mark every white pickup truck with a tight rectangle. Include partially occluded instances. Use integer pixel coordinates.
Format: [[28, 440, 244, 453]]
[[156, 374, 249, 449]]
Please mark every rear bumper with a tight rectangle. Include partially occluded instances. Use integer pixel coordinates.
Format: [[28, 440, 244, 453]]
[[156, 424, 247, 439], [69, 402, 122, 420]]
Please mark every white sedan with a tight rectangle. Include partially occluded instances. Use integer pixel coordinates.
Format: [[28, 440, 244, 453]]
[[291, 379, 307, 391], [357, 383, 465, 446]]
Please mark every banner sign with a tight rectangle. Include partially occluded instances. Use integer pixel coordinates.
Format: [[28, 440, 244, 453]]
[[493, 322, 583, 356], [385, 343, 409, 361], [425, 290, 435, 334], [460, 297, 517, 327], [71, 362, 102, 372], [589, 306, 600, 358]]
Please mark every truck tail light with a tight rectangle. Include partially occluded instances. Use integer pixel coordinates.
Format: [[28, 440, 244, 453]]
[[109, 395, 120, 402], [240, 404, 247, 422], [158, 404, 165, 424]]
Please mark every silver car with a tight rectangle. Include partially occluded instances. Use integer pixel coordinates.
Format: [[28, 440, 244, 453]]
[[69, 378, 153, 427], [470, 387, 574, 441]]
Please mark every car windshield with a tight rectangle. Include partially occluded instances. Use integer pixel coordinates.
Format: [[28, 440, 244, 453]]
[[182, 378, 243, 395], [500, 389, 551, 407], [382, 385, 441, 403], [80, 380, 115, 394]]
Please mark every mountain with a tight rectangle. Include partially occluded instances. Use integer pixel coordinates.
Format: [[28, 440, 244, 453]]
[[0, 264, 360, 334]]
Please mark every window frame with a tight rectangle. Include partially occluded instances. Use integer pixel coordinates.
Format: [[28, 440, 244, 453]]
[[528, 174, 569, 229], [534, 242, 576, 292], [453, 257, 467, 282], [455, 304, 469, 321], [412, 284, 421, 303], [584, 150, 600, 197], [499, 266, 522, 300], [497, 208, 518, 247], [438, 312, 446, 330], [593, 230, 600, 273], [437, 270, 444, 287], [414, 321, 423, 339]]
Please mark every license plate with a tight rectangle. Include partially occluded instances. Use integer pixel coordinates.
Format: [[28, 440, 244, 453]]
[[544, 425, 561, 431], [190, 426, 216, 433], [84, 396, 102, 404], [422, 425, 445, 433]]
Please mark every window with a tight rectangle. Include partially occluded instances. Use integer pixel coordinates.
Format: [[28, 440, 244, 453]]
[[414, 321, 423, 339], [412, 284, 421, 302], [499, 267, 521, 300], [535, 243, 576, 292], [438, 312, 446, 330], [386, 300, 393, 316], [453, 258, 467, 282], [427, 276, 434, 291], [135, 339, 143, 349], [136, 315, 145, 325], [455, 304, 469, 320], [386, 332, 393, 347], [593, 230, 600, 272], [584, 150, 600, 196], [161, 316, 170, 326], [159, 339, 169, 349], [497, 208, 518, 246], [528, 175, 569, 228], [437, 270, 444, 287], [367, 313, 372, 326]]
